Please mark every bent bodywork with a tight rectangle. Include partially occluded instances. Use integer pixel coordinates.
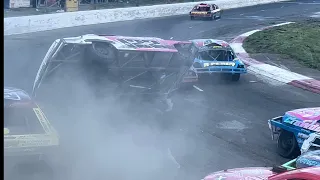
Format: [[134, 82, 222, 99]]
[[32, 35, 196, 111]]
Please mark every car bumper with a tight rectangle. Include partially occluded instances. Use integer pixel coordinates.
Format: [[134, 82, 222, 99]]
[[195, 67, 247, 74], [268, 117, 313, 144], [268, 116, 283, 141], [190, 14, 212, 18]]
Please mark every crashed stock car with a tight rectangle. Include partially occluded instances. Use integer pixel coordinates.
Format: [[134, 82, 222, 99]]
[[268, 107, 320, 158], [32, 35, 196, 112], [189, 39, 247, 81], [189, 3, 222, 20], [4, 87, 59, 180]]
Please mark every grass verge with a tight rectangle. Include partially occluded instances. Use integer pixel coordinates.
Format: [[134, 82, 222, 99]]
[[243, 19, 320, 70]]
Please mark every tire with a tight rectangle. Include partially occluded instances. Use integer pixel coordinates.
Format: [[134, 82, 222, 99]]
[[277, 130, 300, 158], [231, 74, 240, 81]]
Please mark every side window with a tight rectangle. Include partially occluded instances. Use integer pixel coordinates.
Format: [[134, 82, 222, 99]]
[[212, 4, 216, 10], [215, 4, 219, 9]]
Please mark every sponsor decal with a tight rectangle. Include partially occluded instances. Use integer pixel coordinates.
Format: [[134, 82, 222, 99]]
[[191, 12, 208, 15], [284, 118, 320, 132], [203, 62, 235, 67]]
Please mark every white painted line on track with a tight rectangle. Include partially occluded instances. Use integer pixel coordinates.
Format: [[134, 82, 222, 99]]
[[193, 85, 204, 92], [167, 148, 181, 169]]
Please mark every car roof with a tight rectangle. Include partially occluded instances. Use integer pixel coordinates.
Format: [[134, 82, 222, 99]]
[[4, 87, 32, 106], [286, 107, 320, 121], [190, 39, 229, 47], [63, 34, 182, 52], [197, 3, 211, 7]]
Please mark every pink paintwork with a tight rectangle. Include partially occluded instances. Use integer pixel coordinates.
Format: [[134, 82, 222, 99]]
[[203, 167, 275, 180], [286, 107, 320, 121], [103, 35, 186, 52], [135, 48, 177, 52], [203, 167, 320, 180]]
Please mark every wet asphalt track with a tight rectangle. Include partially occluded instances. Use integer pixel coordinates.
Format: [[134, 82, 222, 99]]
[[4, 0, 320, 180]]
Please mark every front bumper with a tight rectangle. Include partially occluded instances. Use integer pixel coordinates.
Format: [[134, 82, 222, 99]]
[[195, 67, 247, 74], [268, 117, 313, 145]]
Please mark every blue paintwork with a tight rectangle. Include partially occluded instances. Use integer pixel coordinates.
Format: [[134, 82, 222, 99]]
[[190, 39, 247, 75], [269, 112, 319, 149], [193, 57, 247, 74]]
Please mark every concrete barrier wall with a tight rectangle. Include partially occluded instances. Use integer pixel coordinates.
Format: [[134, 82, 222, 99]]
[[4, 0, 289, 36], [9, 0, 30, 8]]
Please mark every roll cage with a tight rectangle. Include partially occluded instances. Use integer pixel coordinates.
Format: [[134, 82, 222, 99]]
[[32, 36, 194, 99]]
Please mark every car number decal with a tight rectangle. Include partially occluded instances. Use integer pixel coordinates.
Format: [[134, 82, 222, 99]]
[[284, 118, 320, 132]]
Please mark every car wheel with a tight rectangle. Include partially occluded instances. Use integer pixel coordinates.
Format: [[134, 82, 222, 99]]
[[277, 130, 300, 158], [231, 74, 240, 81]]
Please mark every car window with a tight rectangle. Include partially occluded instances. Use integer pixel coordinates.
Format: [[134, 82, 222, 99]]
[[212, 5, 216, 10], [199, 49, 234, 61], [4, 106, 45, 135], [196, 6, 210, 11]]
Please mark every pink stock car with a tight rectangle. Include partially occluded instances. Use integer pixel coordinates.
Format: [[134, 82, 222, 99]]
[[32, 34, 198, 113]]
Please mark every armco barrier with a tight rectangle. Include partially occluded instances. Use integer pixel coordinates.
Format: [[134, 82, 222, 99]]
[[4, 0, 289, 36]]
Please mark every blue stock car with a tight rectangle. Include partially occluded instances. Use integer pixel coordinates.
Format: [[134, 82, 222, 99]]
[[268, 107, 320, 158], [189, 39, 247, 81]]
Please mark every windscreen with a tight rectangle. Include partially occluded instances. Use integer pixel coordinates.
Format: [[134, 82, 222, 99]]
[[199, 49, 235, 61], [196, 6, 210, 11], [4, 104, 45, 135]]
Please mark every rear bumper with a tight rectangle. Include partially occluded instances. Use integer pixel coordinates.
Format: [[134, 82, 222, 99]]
[[268, 116, 283, 141], [268, 117, 312, 145], [195, 67, 247, 74], [190, 14, 212, 18]]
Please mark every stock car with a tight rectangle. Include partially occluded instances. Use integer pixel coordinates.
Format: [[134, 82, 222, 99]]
[[4, 87, 59, 180], [32, 34, 195, 112], [189, 3, 222, 20], [189, 39, 247, 81], [268, 107, 320, 158]]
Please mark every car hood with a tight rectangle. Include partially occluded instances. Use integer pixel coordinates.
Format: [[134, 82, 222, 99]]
[[285, 107, 320, 122], [203, 167, 275, 180]]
